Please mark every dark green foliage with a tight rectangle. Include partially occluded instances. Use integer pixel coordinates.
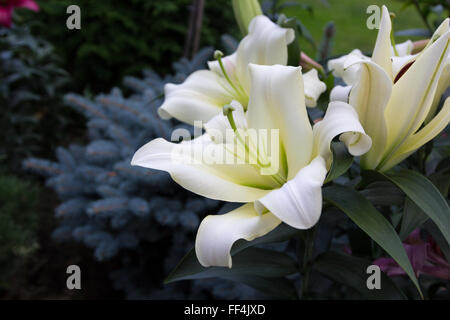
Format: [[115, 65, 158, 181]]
[[19, 0, 239, 93], [0, 174, 39, 289], [395, 0, 449, 36], [0, 25, 72, 172]]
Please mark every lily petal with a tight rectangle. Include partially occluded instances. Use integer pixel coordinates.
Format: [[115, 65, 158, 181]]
[[328, 49, 369, 85], [426, 57, 449, 123], [393, 40, 413, 57], [195, 203, 281, 267], [422, 18, 449, 52], [330, 85, 352, 103], [158, 70, 235, 125], [236, 16, 295, 92], [303, 69, 327, 107], [131, 137, 272, 202], [254, 156, 327, 229], [371, 5, 393, 80], [392, 54, 417, 78], [158, 16, 295, 125], [246, 64, 313, 179], [380, 97, 450, 171], [312, 101, 372, 163], [347, 60, 392, 169], [384, 29, 450, 155]]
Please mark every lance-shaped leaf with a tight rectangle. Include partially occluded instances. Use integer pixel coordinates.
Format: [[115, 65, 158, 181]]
[[165, 246, 298, 299], [323, 185, 422, 297], [399, 198, 429, 240], [232, 222, 302, 255], [314, 251, 406, 299], [398, 172, 449, 241], [165, 247, 297, 283], [324, 142, 353, 184], [360, 181, 405, 206], [424, 221, 450, 262], [362, 169, 450, 248]]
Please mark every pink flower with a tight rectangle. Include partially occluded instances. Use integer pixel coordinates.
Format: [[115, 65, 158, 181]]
[[0, 0, 39, 28], [374, 229, 450, 280]]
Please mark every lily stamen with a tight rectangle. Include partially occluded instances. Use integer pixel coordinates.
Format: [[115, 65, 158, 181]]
[[390, 12, 399, 57], [222, 104, 286, 185], [214, 50, 247, 108]]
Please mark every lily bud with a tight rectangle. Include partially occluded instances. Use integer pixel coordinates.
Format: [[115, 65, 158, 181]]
[[300, 52, 324, 73], [411, 39, 429, 54], [232, 0, 263, 36]]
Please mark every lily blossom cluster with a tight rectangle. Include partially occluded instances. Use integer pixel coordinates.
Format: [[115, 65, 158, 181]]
[[374, 229, 450, 280], [132, 7, 449, 270], [133, 64, 371, 268], [0, 0, 39, 28], [132, 15, 372, 268], [328, 6, 450, 171], [157, 15, 326, 126]]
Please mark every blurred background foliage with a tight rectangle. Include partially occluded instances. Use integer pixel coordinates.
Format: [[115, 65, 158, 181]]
[[0, 25, 79, 172], [18, 0, 239, 93], [0, 173, 38, 289], [276, 0, 427, 58], [16, 0, 443, 94]]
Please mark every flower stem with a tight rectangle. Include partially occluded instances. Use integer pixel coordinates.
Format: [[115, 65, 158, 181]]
[[298, 226, 317, 299], [412, 0, 433, 34]]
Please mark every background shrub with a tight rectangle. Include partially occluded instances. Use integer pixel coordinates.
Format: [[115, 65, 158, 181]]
[[0, 25, 78, 173], [19, 0, 239, 93], [0, 174, 39, 289]]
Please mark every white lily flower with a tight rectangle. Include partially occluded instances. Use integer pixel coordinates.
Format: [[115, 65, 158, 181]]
[[329, 6, 450, 171], [303, 68, 327, 107], [328, 49, 370, 85], [132, 64, 371, 267], [158, 15, 326, 126], [328, 42, 413, 86]]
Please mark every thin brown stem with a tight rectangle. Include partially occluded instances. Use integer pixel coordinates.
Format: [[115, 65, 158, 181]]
[[183, 0, 197, 58], [412, 0, 433, 33], [191, 0, 205, 58]]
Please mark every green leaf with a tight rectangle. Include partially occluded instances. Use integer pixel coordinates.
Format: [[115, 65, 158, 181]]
[[323, 72, 335, 91], [296, 20, 316, 49], [435, 156, 450, 174], [429, 172, 450, 197], [232, 222, 301, 255], [424, 221, 450, 263], [323, 185, 422, 297], [324, 142, 353, 184], [314, 251, 406, 299], [165, 247, 297, 283], [362, 169, 450, 248], [360, 181, 405, 206], [398, 172, 449, 241], [165, 246, 298, 299], [400, 198, 428, 240]]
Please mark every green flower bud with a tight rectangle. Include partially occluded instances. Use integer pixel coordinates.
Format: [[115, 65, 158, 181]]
[[232, 0, 263, 36]]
